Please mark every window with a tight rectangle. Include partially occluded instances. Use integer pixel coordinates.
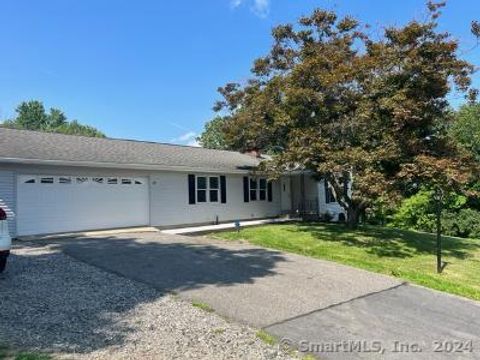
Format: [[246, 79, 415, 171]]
[[40, 177, 54, 184], [92, 177, 104, 184], [77, 177, 88, 184], [107, 177, 118, 184], [134, 179, 143, 185], [250, 178, 257, 201], [24, 178, 36, 184], [197, 177, 207, 202], [325, 180, 336, 203], [259, 178, 267, 201], [209, 177, 219, 202], [59, 177, 72, 184], [121, 178, 132, 185]]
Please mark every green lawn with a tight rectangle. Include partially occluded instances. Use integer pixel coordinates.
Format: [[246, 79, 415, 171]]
[[0, 345, 52, 360], [213, 223, 480, 301]]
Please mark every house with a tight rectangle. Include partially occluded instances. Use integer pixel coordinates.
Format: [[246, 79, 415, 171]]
[[0, 128, 345, 237]]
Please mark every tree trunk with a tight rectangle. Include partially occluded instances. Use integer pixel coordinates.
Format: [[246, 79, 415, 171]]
[[346, 206, 361, 229]]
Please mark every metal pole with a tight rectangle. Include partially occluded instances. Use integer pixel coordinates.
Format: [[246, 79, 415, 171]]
[[435, 188, 443, 274]]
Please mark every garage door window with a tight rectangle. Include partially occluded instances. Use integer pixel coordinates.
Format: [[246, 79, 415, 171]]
[[23, 178, 36, 184], [107, 178, 118, 184], [59, 177, 72, 184], [40, 177, 54, 184], [77, 177, 88, 184]]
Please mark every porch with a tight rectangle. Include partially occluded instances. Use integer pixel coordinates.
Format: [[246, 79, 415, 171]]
[[280, 173, 345, 222]]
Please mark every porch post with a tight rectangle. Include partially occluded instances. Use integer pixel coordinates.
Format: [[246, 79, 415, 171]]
[[300, 172, 306, 216]]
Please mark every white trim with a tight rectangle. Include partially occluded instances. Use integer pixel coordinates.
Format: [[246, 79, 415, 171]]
[[0, 157, 258, 174]]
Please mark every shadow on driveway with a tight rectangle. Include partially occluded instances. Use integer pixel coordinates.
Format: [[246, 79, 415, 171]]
[[0, 235, 287, 355], [53, 234, 288, 293]]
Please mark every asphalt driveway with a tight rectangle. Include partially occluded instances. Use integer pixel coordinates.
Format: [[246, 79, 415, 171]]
[[50, 231, 480, 359]]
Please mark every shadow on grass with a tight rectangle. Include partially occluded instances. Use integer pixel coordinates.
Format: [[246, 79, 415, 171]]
[[0, 235, 286, 356], [292, 222, 480, 259]]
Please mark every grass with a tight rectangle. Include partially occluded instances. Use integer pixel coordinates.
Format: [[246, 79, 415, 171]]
[[191, 300, 215, 313], [0, 345, 52, 360], [256, 330, 277, 346], [213, 222, 480, 301]]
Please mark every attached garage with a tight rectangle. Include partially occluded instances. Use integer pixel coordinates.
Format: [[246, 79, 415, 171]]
[[16, 175, 149, 236], [0, 128, 285, 238]]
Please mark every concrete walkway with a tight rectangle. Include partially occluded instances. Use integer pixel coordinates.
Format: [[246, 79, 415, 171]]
[[160, 217, 297, 235], [49, 232, 480, 359]]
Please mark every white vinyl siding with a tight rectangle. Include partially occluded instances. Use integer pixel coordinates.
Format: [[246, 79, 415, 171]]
[[150, 172, 281, 227], [1, 163, 285, 235], [0, 171, 16, 237]]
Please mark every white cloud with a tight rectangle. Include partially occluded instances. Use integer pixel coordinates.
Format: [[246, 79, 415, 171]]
[[187, 139, 201, 147], [177, 131, 197, 142], [171, 131, 201, 147], [252, 0, 269, 18], [230, 0, 242, 8], [230, 0, 270, 18]]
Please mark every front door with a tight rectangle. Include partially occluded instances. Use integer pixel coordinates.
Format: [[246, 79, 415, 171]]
[[281, 177, 292, 213]]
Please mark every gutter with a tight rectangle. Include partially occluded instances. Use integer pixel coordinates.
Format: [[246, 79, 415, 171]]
[[0, 157, 260, 175]]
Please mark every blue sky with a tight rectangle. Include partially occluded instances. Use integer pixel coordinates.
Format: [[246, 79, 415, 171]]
[[0, 0, 479, 145]]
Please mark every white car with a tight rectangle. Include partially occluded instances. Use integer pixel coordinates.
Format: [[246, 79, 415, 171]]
[[0, 208, 11, 273]]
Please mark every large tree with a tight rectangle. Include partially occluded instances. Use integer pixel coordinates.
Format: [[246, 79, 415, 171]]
[[450, 102, 480, 161], [2, 100, 105, 138], [214, 2, 478, 227], [197, 116, 229, 150]]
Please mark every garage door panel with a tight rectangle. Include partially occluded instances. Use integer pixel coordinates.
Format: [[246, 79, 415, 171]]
[[17, 175, 149, 236]]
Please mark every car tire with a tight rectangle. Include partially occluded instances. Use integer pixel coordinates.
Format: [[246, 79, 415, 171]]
[[0, 251, 9, 273]]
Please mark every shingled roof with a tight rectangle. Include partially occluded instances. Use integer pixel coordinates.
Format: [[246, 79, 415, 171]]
[[0, 128, 263, 173]]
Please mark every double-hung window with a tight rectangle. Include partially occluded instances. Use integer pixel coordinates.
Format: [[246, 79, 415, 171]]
[[259, 178, 267, 200], [196, 176, 220, 203], [197, 177, 207, 202], [250, 178, 257, 201], [189, 174, 226, 205], [209, 177, 219, 202], [243, 176, 273, 202]]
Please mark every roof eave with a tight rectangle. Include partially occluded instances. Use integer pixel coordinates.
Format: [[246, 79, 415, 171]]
[[0, 157, 257, 175]]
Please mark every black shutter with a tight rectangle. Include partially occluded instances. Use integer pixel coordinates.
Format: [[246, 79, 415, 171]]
[[188, 174, 196, 204], [267, 182, 273, 202], [220, 176, 227, 203], [243, 176, 249, 202]]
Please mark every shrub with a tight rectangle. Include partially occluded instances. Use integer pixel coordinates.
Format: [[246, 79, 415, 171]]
[[390, 189, 480, 239], [443, 209, 480, 239]]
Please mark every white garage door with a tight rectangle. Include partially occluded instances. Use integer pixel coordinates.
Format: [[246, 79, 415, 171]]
[[17, 175, 149, 236]]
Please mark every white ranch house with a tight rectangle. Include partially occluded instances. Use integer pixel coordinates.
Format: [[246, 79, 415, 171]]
[[0, 128, 345, 237]]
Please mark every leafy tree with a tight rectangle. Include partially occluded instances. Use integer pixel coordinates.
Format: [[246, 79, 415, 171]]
[[1, 100, 105, 138], [450, 102, 480, 160], [391, 188, 480, 239], [55, 120, 105, 138], [197, 116, 229, 150], [10, 100, 48, 130], [45, 108, 68, 129], [214, 2, 478, 229], [392, 189, 465, 232]]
